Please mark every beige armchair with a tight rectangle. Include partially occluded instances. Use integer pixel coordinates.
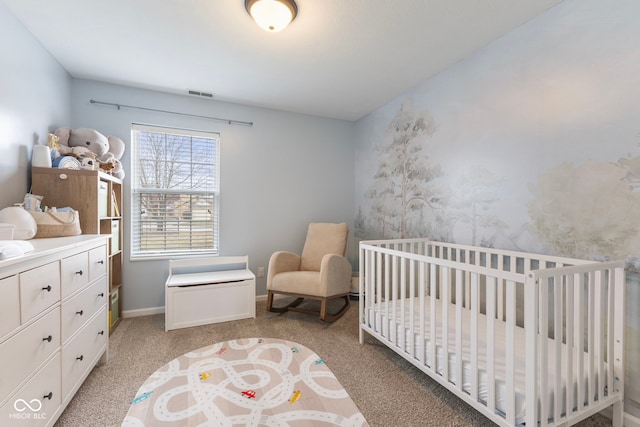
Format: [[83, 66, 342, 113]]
[[266, 223, 352, 322]]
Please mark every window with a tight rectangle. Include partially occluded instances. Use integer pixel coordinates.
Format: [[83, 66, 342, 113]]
[[130, 124, 220, 259]]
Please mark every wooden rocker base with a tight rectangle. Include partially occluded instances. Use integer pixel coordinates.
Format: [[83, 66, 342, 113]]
[[266, 290, 350, 322]]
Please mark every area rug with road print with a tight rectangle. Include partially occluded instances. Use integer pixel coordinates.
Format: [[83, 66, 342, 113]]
[[122, 337, 368, 426]]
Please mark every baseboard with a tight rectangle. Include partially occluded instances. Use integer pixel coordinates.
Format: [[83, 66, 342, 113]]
[[122, 297, 269, 319], [622, 411, 640, 427], [626, 413, 640, 427], [122, 306, 165, 318]]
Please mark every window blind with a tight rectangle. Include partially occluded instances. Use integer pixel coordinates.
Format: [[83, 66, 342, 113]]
[[130, 123, 220, 259]]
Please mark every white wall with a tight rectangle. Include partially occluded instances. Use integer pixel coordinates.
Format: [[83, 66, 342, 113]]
[[354, 0, 640, 420], [70, 79, 355, 313], [0, 2, 71, 209]]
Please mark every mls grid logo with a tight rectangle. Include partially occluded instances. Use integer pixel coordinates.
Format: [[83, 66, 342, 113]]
[[9, 398, 47, 421]]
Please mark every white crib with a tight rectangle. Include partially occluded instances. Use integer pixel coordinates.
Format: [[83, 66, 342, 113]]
[[359, 238, 625, 427]]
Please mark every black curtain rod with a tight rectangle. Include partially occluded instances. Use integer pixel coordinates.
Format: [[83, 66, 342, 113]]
[[89, 99, 254, 127]]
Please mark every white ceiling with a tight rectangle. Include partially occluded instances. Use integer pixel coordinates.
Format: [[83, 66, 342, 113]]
[[3, 0, 563, 121]]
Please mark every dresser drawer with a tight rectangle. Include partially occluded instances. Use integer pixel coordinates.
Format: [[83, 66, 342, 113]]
[[88, 246, 107, 283], [0, 275, 19, 339], [0, 307, 60, 403], [19, 262, 60, 324], [61, 307, 107, 400], [0, 353, 61, 427], [61, 277, 108, 343], [61, 252, 89, 298]]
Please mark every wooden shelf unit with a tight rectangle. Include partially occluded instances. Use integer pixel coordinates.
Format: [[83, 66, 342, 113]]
[[31, 167, 124, 333]]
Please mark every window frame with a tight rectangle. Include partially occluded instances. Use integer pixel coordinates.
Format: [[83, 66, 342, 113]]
[[129, 123, 220, 261]]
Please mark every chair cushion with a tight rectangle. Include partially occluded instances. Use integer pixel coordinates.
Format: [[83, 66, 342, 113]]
[[300, 223, 348, 271], [270, 271, 322, 296]]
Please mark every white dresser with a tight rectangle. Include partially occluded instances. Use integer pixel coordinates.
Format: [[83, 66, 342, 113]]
[[0, 235, 109, 426]]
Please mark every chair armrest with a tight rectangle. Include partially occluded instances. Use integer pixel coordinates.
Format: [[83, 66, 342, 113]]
[[267, 251, 301, 289], [319, 254, 352, 297]]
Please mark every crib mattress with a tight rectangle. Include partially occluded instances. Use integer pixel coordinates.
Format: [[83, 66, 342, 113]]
[[364, 297, 601, 424]]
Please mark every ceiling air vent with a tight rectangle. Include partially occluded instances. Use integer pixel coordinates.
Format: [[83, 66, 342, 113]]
[[188, 90, 214, 98]]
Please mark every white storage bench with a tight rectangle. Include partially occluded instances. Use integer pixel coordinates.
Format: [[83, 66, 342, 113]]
[[165, 256, 256, 331]]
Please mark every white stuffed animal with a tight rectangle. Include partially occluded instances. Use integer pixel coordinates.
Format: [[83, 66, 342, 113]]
[[54, 127, 125, 179]]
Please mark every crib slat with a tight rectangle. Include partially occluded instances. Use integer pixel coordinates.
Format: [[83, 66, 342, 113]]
[[409, 259, 416, 360], [566, 274, 575, 419], [367, 249, 374, 327], [554, 275, 563, 423], [505, 280, 516, 424], [470, 272, 479, 401], [525, 273, 538, 427], [465, 271, 471, 309], [465, 250, 474, 308], [607, 268, 614, 397], [421, 261, 428, 366], [391, 255, 398, 345], [375, 251, 382, 332], [358, 247, 362, 343], [486, 276, 496, 413], [497, 256, 504, 322], [384, 252, 390, 344], [429, 263, 436, 369], [596, 270, 605, 401], [612, 267, 625, 404], [576, 272, 585, 413], [588, 271, 595, 406], [442, 266, 450, 382], [539, 277, 549, 427], [400, 255, 407, 351], [455, 268, 463, 392]]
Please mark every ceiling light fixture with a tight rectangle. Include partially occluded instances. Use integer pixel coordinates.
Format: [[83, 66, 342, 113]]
[[245, 0, 298, 33]]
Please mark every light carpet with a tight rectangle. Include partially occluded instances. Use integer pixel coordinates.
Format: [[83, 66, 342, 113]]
[[55, 299, 613, 426]]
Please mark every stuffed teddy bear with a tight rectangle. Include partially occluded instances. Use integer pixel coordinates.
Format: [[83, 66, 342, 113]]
[[96, 135, 125, 179], [53, 127, 125, 179]]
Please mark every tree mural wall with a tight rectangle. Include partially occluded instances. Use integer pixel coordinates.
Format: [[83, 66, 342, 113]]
[[528, 155, 640, 267], [360, 102, 507, 245], [450, 165, 506, 247], [364, 102, 447, 239]]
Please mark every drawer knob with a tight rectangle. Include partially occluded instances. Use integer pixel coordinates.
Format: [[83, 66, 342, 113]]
[[98, 330, 105, 336], [75, 270, 84, 276], [42, 285, 52, 292], [98, 260, 105, 265], [76, 355, 84, 361], [43, 392, 53, 400], [43, 335, 52, 343], [98, 292, 105, 297], [76, 310, 84, 316]]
